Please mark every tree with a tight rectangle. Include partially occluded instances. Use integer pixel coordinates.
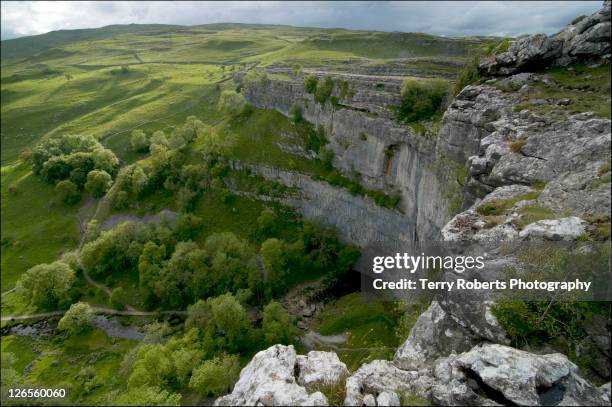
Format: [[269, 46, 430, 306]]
[[189, 354, 240, 397], [185, 300, 213, 331], [304, 75, 318, 93], [127, 344, 173, 389], [55, 179, 81, 205], [115, 386, 181, 406], [131, 129, 150, 152], [149, 130, 169, 149], [256, 209, 277, 238], [263, 301, 297, 345], [110, 287, 127, 310], [155, 242, 207, 308], [58, 302, 94, 335], [92, 148, 119, 175], [261, 238, 288, 296], [17, 260, 76, 308], [205, 233, 260, 297], [398, 78, 448, 123], [175, 213, 203, 241], [217, 90, 246, 116], [85, 170, 112, 198], [114, 190, 130, 209], [208, 293, 249, 351], [315, 76, 334, 104]]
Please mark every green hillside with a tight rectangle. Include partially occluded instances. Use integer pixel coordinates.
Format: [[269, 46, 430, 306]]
[[1, 23, 489, 405]]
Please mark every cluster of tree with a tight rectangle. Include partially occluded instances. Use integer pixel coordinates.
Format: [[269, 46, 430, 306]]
[[114, 293, 296, 403], [77, 217, 262, 309], [114, 121, 234, 213], [31, 134, 119, 204], [129, 116, 207, 153], [260, 221, 360, 297], [303, 75, 335, 104], [16, 253, 78, 309]]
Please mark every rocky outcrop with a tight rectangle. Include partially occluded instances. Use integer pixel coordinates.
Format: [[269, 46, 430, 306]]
[[214, 345, 342, 406], [431, 344, 609, 406], [480, 1, 611, 75], [213, 339, 609, 406], [296, 351, 349, 387]]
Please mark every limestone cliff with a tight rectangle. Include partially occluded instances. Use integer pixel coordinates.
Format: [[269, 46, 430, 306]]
[[217, 2, 611, 405]]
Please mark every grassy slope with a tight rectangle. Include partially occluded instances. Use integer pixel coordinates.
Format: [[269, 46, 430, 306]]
[[1, 24, 483, 293]]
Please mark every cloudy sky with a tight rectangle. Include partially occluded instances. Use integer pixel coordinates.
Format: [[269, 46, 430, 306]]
[[1, 1, 603, 41]]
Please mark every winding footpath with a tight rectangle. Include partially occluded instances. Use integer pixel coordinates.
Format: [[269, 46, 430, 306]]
[[1, 307, 186, 322]]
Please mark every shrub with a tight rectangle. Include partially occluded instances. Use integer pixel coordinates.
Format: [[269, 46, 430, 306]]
[[315, 77, 334, 104], [217, 90, 247, 116], [130, 129, 149, 152], [58, 302, 94, 335], [290, 103, 303, 123], [263, 301, 298, 345], [304, 75, 318, 93], [56, 180, 81, 205], [189, 354, 240, 397], [510, 139, 527, 153], [452, 55, 480, 98], [110, 287, 127, 310], [85, 170, 112, 198], [397, 79, 448, 123], [17, 260, 76, 308]]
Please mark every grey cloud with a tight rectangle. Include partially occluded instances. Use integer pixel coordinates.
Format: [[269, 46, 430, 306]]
[[0, 1, 603, 40]]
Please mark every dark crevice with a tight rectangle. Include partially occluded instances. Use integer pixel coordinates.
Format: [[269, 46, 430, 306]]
[[537, 382, 566, 406], [461, 367, 519, 407], [383, 144, 400, 176]]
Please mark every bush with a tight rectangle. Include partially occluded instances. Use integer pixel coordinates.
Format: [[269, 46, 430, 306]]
[[218, 90, 246, 116], [17, 260, 76, 308], [263, 301, 297, 345], [58, 302, 94, 335], [452, 55, 480, 98], [304, 75, 318, 93], [290, 103, 303, 123], [189, 354, 240, 397], [85, 170, 112, 198], [130, 130, 149, 152], [315, 77, 334, 104], [56, 180, 81, 205], [110, 287, 127, 310], [397, 79, 448, 123]]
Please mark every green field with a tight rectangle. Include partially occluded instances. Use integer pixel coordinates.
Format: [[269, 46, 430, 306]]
[[1, 22, 487, 405]]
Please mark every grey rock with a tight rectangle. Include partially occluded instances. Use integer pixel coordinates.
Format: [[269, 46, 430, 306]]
[[296, 351, 349, 387], [432, 344, 608, 406], [519, 216, 588, 241], [362, 394, 376, 406], [344, 360, 434, 406], [214, 345, 328, 406], [376, 391, 401, 406]]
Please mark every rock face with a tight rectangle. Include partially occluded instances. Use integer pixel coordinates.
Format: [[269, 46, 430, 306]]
[[296, 351, 349, 387], [241, 65, 483, 244], [431, 344, 608, 406], [481, 1, 611, 75], [223, 4, 611, 406], [214, 345, 338, 406], [344, 359, 434, 406]]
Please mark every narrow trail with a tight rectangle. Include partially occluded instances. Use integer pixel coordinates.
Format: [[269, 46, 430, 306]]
[[1, 306, 187, 322]]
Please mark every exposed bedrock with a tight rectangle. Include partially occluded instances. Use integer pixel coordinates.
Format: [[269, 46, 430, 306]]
[[241, 66, 507, 243]]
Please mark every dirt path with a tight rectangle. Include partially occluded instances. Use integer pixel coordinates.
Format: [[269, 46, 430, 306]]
[[1, 306, 187, 322]]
